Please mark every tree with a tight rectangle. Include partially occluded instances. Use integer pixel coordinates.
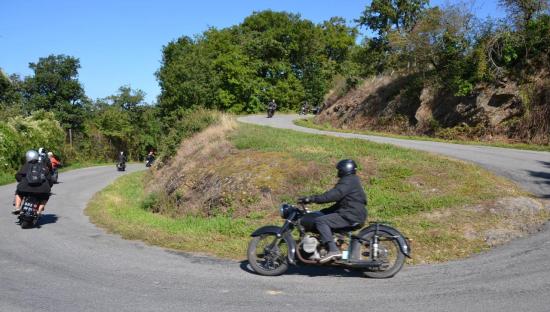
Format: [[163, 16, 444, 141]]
[[156, 11, 357, 113], [0, 71, 24, 120], [499, 0, 550, 28], [23, 55, 87, 130], [357, 0, 429, 36]]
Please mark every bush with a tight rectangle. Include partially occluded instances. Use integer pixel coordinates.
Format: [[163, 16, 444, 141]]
[[1, 111, 65, 173], [157, 108, 220, 162]]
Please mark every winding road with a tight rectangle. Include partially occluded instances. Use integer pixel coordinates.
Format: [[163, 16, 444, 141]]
[[1, 115, 550, 312]]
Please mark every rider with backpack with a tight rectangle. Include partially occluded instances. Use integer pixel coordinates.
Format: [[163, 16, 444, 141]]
[[12, 150, 52, 216]]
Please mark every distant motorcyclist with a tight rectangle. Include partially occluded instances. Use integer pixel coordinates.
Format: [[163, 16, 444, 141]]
[[12, 150, 52, 216], [267, 99, 277, 118], [312, 105, 321, 115], [300, 101, 309, 115], [298, 159, 367, 263], [145, 151, 155, 167], [47, 152, 61, 170], [117, 151, 127, 171], [38, 147, 53, 172], [118, 151, 127, 164]]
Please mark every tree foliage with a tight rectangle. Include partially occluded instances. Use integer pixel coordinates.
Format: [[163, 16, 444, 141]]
[[157, 10, 357, 114], [23, 55, 88, 130]]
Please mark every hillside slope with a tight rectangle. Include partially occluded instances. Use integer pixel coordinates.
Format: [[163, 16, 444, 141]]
[[316, 73, 550, 144]]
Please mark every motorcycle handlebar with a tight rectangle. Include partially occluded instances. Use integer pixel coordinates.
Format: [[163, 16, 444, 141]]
[[295, 203, 309, 213]]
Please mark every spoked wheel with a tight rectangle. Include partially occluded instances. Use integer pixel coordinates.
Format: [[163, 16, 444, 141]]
[[247, 234, 289, 276], [352, 231, 405, 278]]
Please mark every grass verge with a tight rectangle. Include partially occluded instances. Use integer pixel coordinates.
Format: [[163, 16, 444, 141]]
[[295, 118, 550, 152], [0, 171, 14, 186], [86, 171, 258, 259], [86, 120, 549, 263]]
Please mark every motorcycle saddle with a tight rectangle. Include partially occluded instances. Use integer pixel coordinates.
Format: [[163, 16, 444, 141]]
[[334, 223, 364, 233]]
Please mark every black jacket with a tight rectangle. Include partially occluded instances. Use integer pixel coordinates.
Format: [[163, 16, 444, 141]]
[[15, 162, 52, 194], [118, 154, 127, 163], [312, 174, 367, 224]]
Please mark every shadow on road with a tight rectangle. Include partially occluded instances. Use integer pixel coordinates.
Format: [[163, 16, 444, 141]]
[[528, 162, 550, 198], [37, 214, 59, 227], [239, 260, 364, 278]]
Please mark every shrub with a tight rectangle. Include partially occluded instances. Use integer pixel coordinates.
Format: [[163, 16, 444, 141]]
[[157, 108, 220, 163], [1, 111, 65, 173]]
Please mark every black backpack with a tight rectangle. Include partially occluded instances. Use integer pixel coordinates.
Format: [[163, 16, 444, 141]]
[[26, 162, 46, 186]]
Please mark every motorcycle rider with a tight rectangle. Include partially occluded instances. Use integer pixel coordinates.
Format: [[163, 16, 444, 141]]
[[38, 147, 53, 172], [12, 150, 52, 216], [117, 151, 127, 166], [300, 101, 309, 115], [47, 152, 61, 170], [145, 150, 155, 167], [267, 99, 277, 117], [298, 159, 367, 263]]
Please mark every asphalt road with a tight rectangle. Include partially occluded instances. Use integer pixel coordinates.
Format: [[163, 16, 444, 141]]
[[1, 118, 550, 312]]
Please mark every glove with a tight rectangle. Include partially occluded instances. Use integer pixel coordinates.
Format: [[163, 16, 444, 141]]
[[297, 196, 312, 204]]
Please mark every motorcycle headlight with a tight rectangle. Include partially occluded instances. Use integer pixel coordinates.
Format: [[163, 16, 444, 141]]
[[279, 203, 291, 219]]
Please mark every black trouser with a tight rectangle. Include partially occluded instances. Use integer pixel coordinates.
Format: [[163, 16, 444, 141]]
[[314, 213, 351, 245]]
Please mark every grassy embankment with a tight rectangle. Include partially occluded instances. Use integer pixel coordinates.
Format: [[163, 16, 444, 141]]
[[295, 118, 550, 152], [86, 120, 548, 264]]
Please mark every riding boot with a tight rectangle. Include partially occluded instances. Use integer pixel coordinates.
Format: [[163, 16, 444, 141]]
[[319, 241, 342, 263]]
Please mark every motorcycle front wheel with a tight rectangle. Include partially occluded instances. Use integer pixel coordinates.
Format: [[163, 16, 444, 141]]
[[247, 234, 289, 276], [352, 230, 405, 278]]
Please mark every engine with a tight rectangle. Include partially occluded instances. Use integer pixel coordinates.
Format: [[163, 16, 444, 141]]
[[301, 235, 321, 260]]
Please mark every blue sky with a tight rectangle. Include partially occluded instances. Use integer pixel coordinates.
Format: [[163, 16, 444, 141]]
[[0, 0, 505, 103]]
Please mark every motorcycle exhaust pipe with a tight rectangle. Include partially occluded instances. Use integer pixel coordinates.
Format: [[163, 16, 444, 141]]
[[344, 260, 382, 269]]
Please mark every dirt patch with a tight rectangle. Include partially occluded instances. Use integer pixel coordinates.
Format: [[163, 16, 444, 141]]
[[400, 196, 550, 263]]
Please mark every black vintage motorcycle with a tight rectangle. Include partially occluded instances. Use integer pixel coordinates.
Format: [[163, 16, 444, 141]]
[[267, 107, 275, 118], [247, 203, 411, 278], [17, 196, 41, 229], [116, 162, 126, 171]]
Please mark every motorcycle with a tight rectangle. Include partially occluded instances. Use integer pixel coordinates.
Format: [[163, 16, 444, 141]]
[[51, 168, 59, 183], [267, 108, 275, 118], [17, 196, 41, 229], [116, 162, 126, 171], [145, 157, 154, 168], [247, 203, 411, 278]]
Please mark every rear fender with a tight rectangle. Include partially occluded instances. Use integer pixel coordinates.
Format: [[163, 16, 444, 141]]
[[251, 225, 296, 265], [357, 224, 411, 258]]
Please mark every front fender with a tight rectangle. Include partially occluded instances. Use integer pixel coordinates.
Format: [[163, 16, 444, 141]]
[[358, 224, 411, 258], [250, 225, 296, 265], [251, 225, 283, 237]]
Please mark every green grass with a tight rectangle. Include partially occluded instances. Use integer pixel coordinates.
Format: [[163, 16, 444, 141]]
[[295, 118, 550, 152], [0, 171, 14, 186], [86, 171, 260, 259], [231, 123, 520, 220], [83, 121, 550, 263]]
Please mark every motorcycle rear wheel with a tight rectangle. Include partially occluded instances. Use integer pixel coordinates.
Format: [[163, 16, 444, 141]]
[[352, 231, 405, 278], [247, 234, 289, 276], [20, 220, 32, 229]]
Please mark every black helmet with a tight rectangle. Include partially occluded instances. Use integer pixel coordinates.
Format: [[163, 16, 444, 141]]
[[336, 159, 357, 177]]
